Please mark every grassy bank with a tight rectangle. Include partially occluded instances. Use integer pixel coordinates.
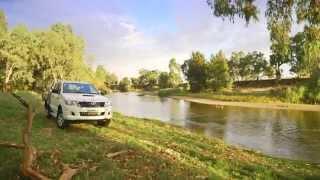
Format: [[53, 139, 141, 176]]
[[1, 92, 320, 179], [158, 87, 320, 105]]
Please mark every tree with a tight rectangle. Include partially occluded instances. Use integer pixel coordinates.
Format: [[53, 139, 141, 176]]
[[206, 51, 232, 91], [250, 52, 269, 80], [235, 51, 271, 80], [302, 26, 320, 74], [94, 65, 108, 92], [0, 10, 8, 91], [207, 0, 319, 79], [238, 52, 253, 80], [31, 23, 85, 92], [0, 10, 7, 37], [268, 20, 291, 79], [181, 52, 207, 92], [0, 25, 35, 92], [206, 0, 259, 24], [168, 58, 182, 87], [131, 77, 140, 89], [158, 72, 170, 89], [105, 72, 118, 90], [95, 65, 107, 81], [290, 31, 309, 77], [263, 65, 276, 79], [0, 10, 116, 95], [137, 69, 160, 90], [50, 23, 85, 82], [228, 51, 245, 81], [266, 0, 293, 80], [296, 0, 320, 25], [119, 77, 130, 92]]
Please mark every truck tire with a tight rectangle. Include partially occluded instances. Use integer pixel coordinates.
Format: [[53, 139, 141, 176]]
[[57, 110, 69, 129], [97, 119, 111, 127]]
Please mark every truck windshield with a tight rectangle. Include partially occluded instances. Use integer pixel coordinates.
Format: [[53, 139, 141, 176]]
[[63, 83, 98, 94]]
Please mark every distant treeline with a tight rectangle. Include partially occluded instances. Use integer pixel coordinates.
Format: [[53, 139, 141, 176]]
[[234, 78, 311, 88], [130, 49, 319, 103]]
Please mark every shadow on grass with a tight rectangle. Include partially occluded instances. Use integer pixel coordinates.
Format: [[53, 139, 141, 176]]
[[0, 104, 207, 179]]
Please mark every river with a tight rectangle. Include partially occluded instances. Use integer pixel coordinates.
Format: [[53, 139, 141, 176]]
[[108, 92, 320, 163]]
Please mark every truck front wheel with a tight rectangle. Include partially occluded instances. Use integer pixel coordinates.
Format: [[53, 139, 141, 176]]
[[97, 119, 111, 127], [57, 110, 69, 129]]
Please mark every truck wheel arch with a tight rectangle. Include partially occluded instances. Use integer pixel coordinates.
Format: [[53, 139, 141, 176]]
[[58, 105, 63, 114]]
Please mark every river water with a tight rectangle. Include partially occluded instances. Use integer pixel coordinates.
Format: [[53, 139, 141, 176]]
[[109, 92, 320, 163]]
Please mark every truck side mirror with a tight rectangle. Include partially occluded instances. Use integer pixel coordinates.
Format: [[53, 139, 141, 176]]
[[52, 89, 58, 94]]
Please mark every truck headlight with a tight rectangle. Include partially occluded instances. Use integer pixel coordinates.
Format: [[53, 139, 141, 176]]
[[105, 101, 112, 107], [65, 100, 78, 106]]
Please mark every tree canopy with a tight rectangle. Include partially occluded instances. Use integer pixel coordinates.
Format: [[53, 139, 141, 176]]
[[207, 0, 320, 79], [206, 51, 232, 91], [0, 10, 117, 93], [182, 52, 207, 92]]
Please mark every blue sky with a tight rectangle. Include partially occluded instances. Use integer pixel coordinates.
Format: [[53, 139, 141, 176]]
[[0, 0, 291, 78]]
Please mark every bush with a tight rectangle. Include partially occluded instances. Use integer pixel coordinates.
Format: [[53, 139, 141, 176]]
[[305, 69, 320, 104], [158, 88, 184, 97], [119, 77, 130, 92], [305, 90, 320, 104], [283, 86, 306, 103]]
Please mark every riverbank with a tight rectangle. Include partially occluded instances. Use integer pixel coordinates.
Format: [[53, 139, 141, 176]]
[[171, 95, 320, 112], [1, 92, 320, 179], [156, 88, 320, 112]]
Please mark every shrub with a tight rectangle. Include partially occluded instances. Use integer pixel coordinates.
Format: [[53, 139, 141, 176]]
[[158, 88, 184, 97], [119, 77, 130, 92], [278, 86, 307, 103], [283, 86, 306, 103], [305, 69, 320, 104]]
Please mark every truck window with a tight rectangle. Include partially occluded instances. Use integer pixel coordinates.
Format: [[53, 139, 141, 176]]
[[52, 82, 61, 94]]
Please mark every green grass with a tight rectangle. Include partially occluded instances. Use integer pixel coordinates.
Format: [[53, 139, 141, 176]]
[[1, 91, 320, 179]]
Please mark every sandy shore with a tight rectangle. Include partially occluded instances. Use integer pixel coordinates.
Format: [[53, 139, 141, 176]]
[[171, 96, 320, 112]]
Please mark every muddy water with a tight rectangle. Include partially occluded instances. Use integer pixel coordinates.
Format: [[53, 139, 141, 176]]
[[109, 92, 320, 163]]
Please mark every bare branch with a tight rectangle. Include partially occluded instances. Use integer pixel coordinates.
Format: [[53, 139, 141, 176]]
[[0, 141, 25, 149], [59, 165, 79, 180]]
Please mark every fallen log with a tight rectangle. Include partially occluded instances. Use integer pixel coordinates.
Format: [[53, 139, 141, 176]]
[[106, 150, 129, 158], [0, 141, 25, 149], [59, 165, 79, 180], [0, 93, 80, 180], [15, 94, 50, 180]]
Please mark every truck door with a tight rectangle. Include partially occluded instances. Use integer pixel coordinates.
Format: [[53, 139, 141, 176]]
[[50, 82, 61, 114]]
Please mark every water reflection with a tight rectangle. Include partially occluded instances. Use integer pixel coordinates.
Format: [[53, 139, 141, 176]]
[[109, 92, 320, 163]]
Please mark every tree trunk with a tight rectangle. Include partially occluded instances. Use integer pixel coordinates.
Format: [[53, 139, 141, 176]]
[[275, 64, 281, 80], [3, 62, 14, 92]]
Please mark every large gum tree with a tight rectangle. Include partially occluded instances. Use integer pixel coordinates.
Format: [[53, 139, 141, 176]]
[[207, 0, 320, 79]]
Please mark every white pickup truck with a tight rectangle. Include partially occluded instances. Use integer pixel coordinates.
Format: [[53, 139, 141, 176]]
[[44, 80, 112, 129]]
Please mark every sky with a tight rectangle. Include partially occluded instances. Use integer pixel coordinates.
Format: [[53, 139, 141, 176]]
[[0, 0, 295, 78]]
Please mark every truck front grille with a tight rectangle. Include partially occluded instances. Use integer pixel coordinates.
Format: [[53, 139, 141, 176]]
[[78, 102, 105, 107], [80, 112, 105, 116]]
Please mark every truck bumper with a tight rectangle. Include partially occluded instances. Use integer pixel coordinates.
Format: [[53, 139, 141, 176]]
[[62, 105, 112, 121]]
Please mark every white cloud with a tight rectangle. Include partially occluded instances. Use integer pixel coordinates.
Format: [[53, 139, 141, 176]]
[[80, 2, 276, 78], [2, 0, 297, 78]]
